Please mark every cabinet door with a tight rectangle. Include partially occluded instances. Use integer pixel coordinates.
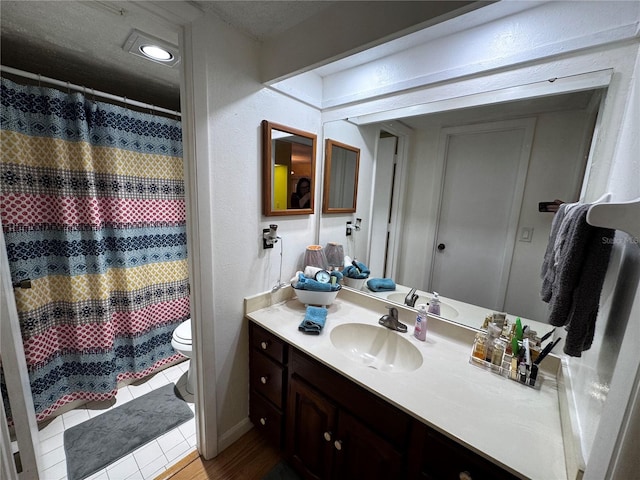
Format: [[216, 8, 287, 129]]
[[287, 376, 337, 480], [408, 422, 518, 480], [332, 410, 404, 480]]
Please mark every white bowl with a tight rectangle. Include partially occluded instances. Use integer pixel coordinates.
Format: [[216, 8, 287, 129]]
[[343, 277, 366, 290], [294, 288, 339, 307]]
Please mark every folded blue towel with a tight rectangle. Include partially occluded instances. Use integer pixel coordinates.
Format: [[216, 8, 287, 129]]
[[330, 270, 343, 281], [294, 273, 341, 291], [353, 261, 370, 275], [367, 278, 397, 292], [343, 264, 369, 279], [295, 273, 331, 291], [298, 306, 328, 335]]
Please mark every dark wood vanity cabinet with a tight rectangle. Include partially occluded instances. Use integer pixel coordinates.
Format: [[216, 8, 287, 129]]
[[249, 321, 518, 480]]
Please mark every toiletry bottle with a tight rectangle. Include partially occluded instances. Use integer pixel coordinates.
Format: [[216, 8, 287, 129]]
[[491, 338, 505, 371], [472, 332, 486, 360], [414, 304, 428, 341], [427, 292, 441, 316], [484, 323, 502, 362]]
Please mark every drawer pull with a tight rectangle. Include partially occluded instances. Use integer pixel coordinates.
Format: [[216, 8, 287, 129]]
[[459, 471, 472, 480], [260, 375, 269, 384], [260, 417, 267, 426], [260, 341, 269, 350], [334, 440, 343, 451], [323, 431, 332, 442]]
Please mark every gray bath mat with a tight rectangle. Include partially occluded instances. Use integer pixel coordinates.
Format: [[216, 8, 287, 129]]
[[64, 383, 193, 480]]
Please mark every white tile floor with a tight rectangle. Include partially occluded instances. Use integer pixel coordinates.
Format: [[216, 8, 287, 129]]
[[35, 360, 196, 480]]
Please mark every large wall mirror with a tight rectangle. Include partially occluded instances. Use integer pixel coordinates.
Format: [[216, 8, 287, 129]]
[[322, 139, 361, 213], [323, 85, 607, 331], [262, 120, 317, 216]]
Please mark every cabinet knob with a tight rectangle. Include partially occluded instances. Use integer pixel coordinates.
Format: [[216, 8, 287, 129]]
[[334, 440, 343, 451], [260, 375, 269, 384], [260, 341, 269, 350], [323, 431, 332, 442], [260, 417, 267, 426], [459, 471, 472, 480]]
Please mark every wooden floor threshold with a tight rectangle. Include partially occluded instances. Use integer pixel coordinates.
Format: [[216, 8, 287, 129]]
[[156, 450, 200, 480], [156, 428, 283, 480]]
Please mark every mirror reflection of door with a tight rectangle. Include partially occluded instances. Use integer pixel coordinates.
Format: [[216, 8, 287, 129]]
[[322, 139, 360, 213], [429, 119, 535, 311], [369, 133, 397, 277], [328, 148, 356, 208]]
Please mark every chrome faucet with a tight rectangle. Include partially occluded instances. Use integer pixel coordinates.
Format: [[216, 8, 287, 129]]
[[405, 288, 418, 307], [379, 306, 408, 333]]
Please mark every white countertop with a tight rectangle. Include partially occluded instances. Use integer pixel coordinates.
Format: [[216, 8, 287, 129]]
[[245, 287, 567, 480]]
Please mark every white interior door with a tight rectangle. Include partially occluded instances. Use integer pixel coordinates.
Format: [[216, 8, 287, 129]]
[[430, 119, 535, 310], [369, 135, 397, 277]]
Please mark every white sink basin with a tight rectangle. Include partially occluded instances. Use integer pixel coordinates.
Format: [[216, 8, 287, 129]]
[[386, 293, 459, 319], [330, 323, 423, 373]]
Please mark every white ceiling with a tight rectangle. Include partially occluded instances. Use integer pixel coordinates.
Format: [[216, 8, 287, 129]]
[[1, 1, 184, 110], [196, 1, 337, 41], [0, 1, 481, 112], [400, 89, 602, 130], [1, 1, 339, 111]]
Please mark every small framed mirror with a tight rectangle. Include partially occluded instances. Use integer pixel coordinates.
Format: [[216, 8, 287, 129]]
[[322, 139, 361, 214], [262, 120, 317, 216]]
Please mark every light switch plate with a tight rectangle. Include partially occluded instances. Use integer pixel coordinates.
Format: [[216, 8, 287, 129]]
[[520, 227, 534, 242]]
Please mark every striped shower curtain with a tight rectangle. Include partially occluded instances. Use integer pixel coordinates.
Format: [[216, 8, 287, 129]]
[[0, 77, 189, 422]]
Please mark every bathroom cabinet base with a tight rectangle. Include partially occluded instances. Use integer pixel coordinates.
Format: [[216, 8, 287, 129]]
[[248, 320, 519, 479]]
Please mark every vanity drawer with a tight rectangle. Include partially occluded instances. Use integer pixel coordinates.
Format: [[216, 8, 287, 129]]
[[250, 322, 286, 364], [250, 350, 285, 408], [250, 390, 283, 448], [408, 421, 518, 480]]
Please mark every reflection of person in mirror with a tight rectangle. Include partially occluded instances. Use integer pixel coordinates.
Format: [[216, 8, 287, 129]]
[[291, 177, 311, 209]]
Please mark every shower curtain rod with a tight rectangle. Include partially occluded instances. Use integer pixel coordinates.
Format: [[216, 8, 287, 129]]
[[1, 65, 181, 118]]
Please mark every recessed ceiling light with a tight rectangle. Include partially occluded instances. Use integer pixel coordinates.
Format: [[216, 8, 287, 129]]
[[123, 29, 180, 67], [140, 45, 174, 62]]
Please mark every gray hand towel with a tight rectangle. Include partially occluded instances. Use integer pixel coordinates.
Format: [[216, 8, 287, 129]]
[[544, 204, 614, 356], [540, 203, 570, 302]]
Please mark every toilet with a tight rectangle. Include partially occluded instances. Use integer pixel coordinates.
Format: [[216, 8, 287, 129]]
[[171, 319, 195, 394]]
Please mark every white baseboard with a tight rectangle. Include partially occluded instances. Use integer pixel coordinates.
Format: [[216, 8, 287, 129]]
[[217, 417, 254, 452], [558, 359, 586, 480]]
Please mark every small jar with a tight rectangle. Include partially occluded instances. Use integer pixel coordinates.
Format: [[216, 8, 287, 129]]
[[502, 354, 513, 376], [491, 338, 505, 369], [484, 323, 502, 362], [472, 332, 487, 360]]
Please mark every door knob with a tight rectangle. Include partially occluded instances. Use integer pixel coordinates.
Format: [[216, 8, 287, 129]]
[[323, 431, 332, 442], [437, 243, 446, 251], [260, 375, 269, 384], [334, 440, 343, 451]]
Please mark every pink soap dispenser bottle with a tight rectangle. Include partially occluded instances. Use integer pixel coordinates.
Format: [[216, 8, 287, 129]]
[[414, 304, 428, 341]]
